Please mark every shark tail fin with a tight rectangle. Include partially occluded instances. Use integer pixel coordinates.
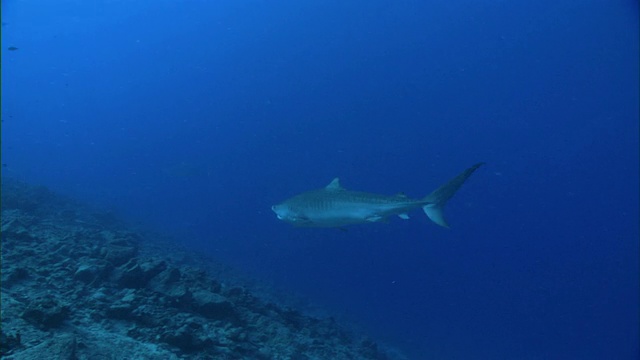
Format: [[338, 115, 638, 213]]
[[422, 162, 484, 228]]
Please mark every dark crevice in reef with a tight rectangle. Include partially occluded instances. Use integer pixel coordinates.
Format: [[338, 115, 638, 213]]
[[1, 178, 406, 359]]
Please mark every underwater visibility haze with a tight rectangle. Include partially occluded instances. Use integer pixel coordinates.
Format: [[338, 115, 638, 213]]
[[1, 0, 639, 358]]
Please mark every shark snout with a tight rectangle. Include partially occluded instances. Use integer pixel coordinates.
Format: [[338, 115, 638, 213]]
[[271, 205, 283, 220]]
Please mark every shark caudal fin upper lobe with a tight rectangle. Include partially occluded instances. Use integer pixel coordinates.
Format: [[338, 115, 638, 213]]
[[422, 162, 484, 228]]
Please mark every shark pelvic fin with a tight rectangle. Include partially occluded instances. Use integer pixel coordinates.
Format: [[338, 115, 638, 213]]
[[422, 162, 484, 228]]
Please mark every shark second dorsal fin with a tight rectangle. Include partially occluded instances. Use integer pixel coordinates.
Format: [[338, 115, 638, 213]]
[[325, 178, 344, 191]]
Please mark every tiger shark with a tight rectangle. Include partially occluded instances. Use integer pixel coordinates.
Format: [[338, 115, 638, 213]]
[[272, 162, 484, 228]]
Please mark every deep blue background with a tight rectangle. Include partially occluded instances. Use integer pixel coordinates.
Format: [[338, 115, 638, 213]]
[[2, 1, 638, 358]]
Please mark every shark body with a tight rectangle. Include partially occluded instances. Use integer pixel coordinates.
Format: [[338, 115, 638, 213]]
[[272, 163, 484, 228]]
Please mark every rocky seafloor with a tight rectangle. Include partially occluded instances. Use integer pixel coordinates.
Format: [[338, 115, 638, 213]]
[[0, 179, 406, 360]]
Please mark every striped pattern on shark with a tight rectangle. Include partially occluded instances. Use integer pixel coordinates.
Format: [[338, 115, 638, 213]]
[[272, 162, 484, 228]]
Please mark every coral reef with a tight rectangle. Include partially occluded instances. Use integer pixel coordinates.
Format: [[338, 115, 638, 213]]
[[0, 179, 403, 359]]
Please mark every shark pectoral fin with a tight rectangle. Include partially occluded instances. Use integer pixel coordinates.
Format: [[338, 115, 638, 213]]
[[366, 215, 383, 222], [398, 213, 410, 220], [423, 204, 449, 228]]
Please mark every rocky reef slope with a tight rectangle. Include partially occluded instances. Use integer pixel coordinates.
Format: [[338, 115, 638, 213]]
[[1, 179, 403, 359]]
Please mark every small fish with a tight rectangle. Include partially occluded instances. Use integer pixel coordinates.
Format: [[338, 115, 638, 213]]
[[7, 46, 18, 51], [272, 163, 484, 228]]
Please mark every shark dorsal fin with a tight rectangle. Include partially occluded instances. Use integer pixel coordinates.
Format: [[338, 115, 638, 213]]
[[325, 178, 344, 191]]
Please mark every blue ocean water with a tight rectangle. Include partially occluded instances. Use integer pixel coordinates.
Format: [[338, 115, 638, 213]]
[[1, 0, 638, 358]]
